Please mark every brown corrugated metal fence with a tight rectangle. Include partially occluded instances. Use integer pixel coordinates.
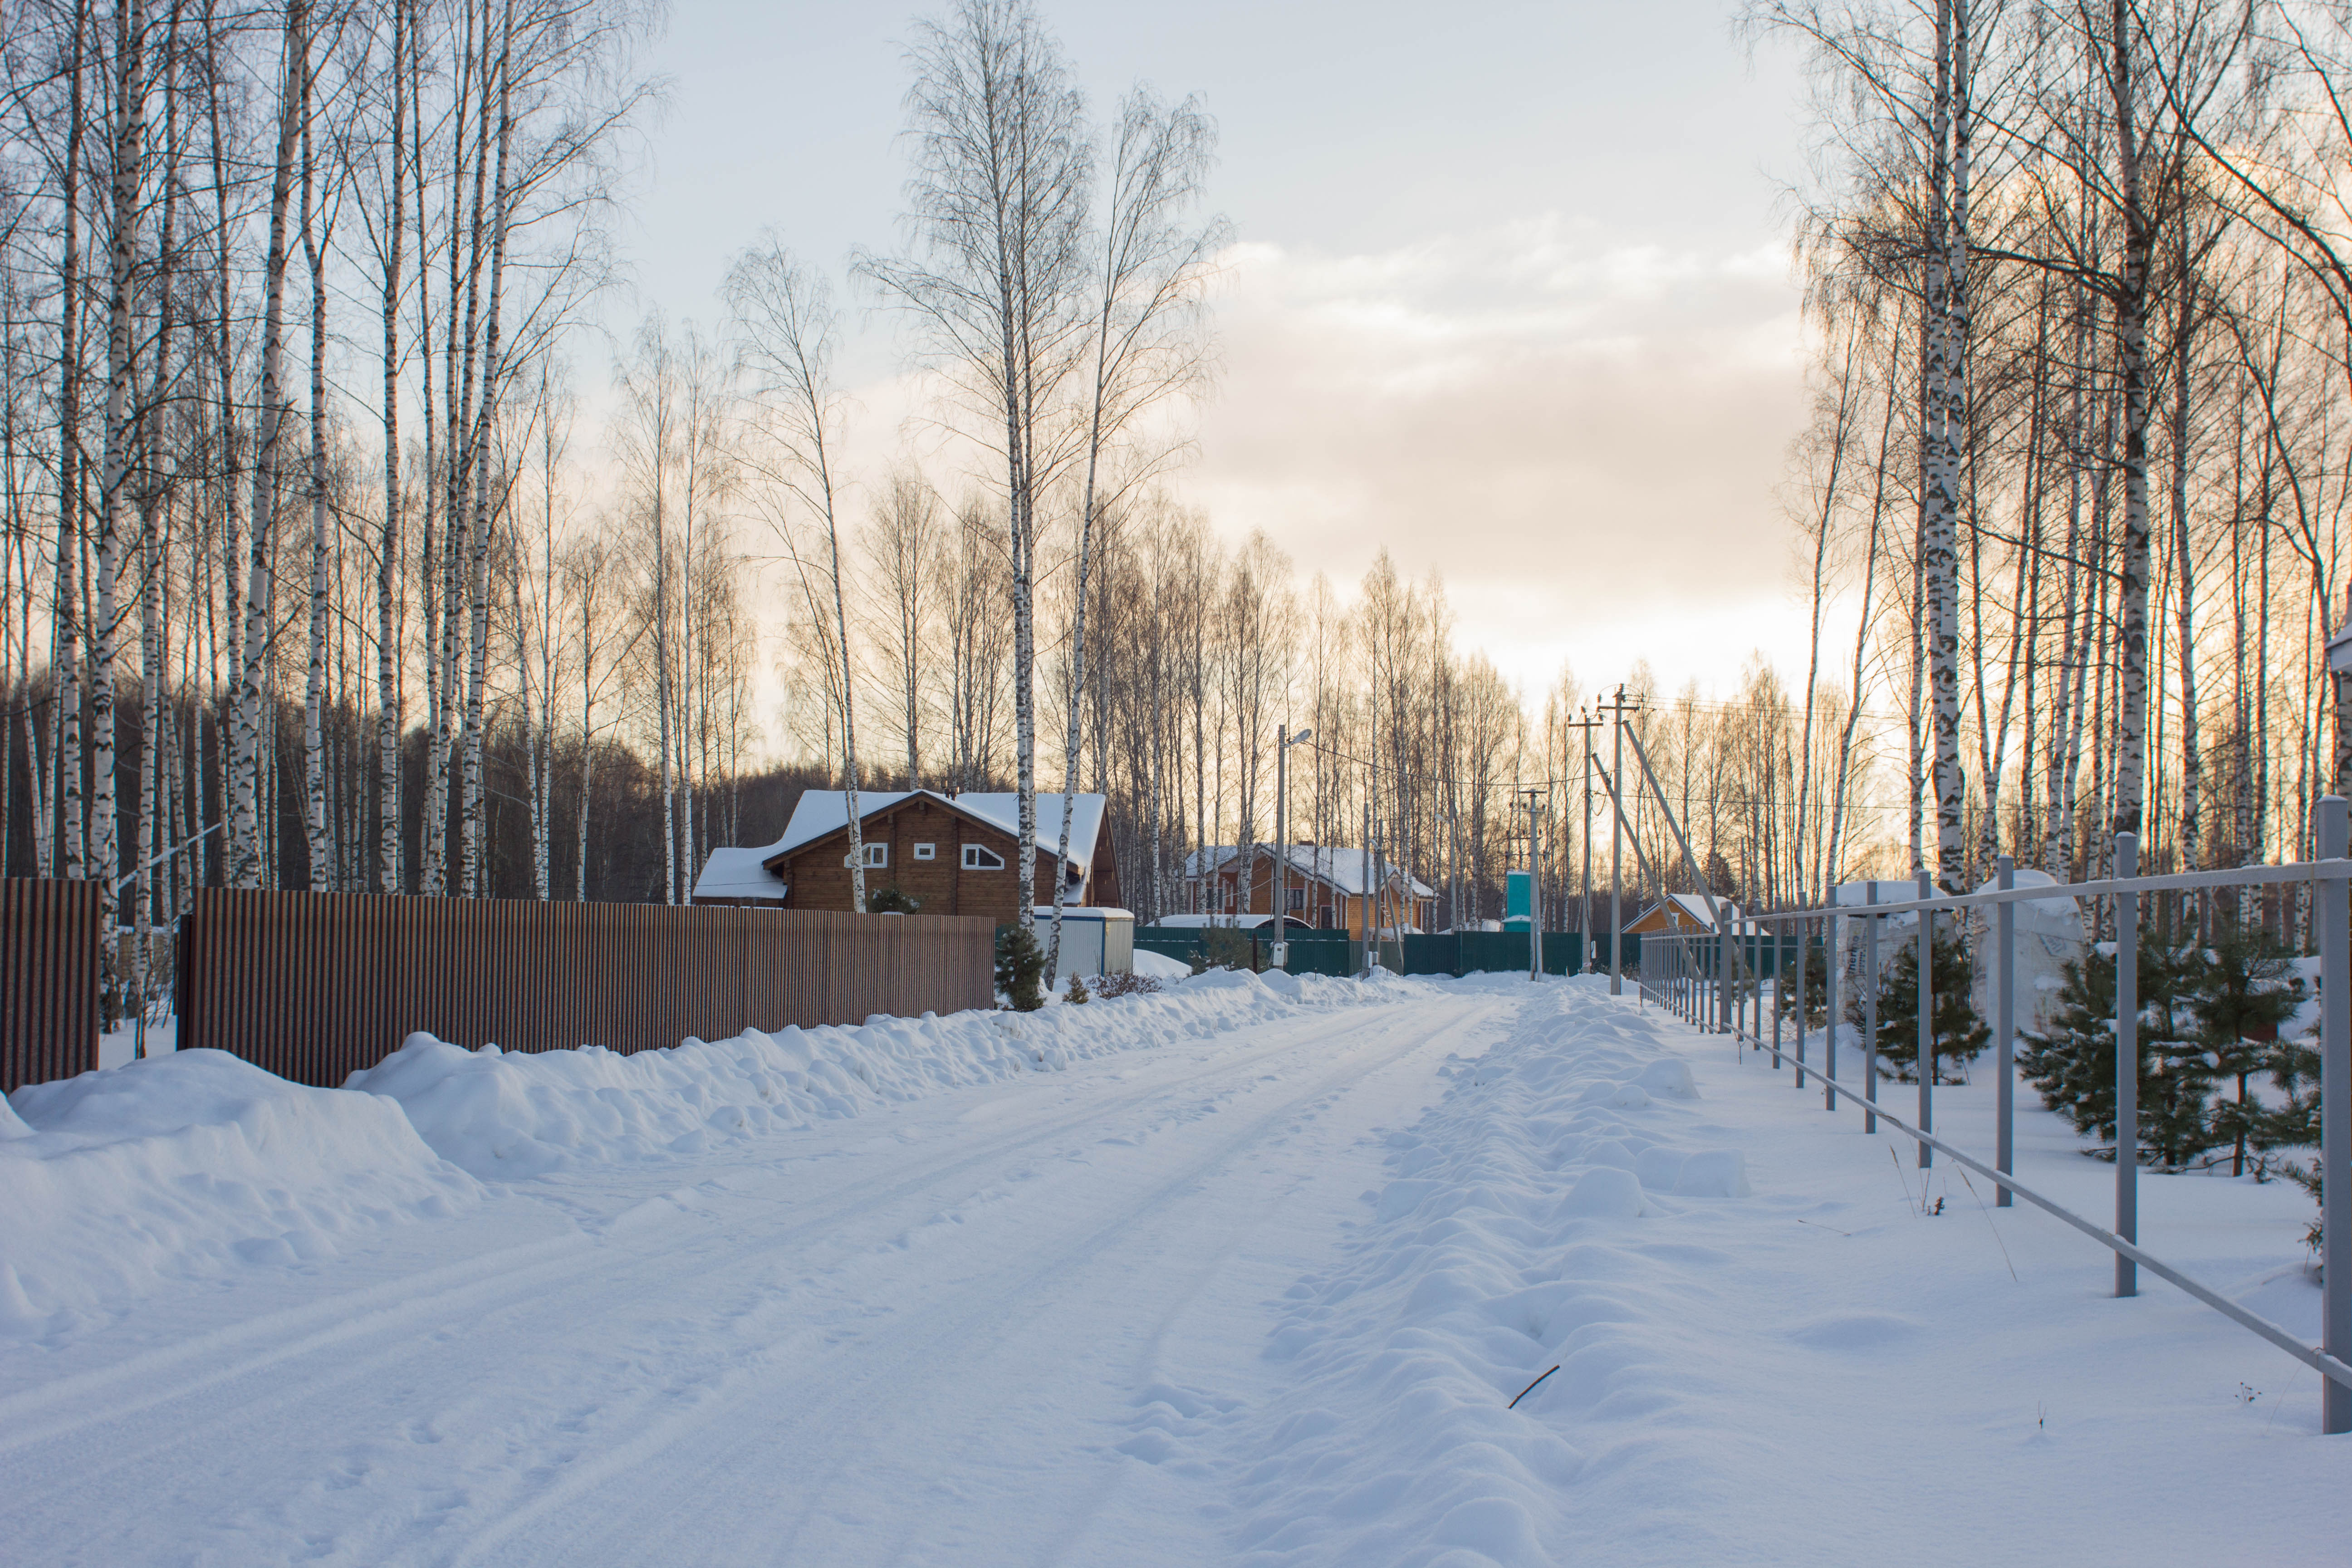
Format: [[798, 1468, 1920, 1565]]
[[1, 878, 101, 1094], [177, 892, 998, 1088]]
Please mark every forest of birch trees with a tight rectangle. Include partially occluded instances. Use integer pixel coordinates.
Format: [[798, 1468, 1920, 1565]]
[[20, 0, 2352, 1024], [1747, 0, 2352, 916]]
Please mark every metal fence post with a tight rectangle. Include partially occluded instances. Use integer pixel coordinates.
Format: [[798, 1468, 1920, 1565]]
[[2116, 830, 2139, 1298], [1864, 882, 1879, 1135], [1997, 853, 2015, 1209], [1824, 909, 1840, 1111], [1917, 867, 1933, 1168], [1719, 915, 1732, 1035], [2319, 796, 2349, 1434], [1795, 914, 1808, 1089], [1771, 917, 1783, 1067]]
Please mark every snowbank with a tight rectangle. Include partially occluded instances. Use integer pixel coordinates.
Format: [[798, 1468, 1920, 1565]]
[[1, 969, 1432, 1338], [1131, 947, 1192, 980], [0, 1050, 482, 1340], [352, 966, 1430, 1178]]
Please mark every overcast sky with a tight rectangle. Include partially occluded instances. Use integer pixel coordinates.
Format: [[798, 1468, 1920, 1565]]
[[603, 0, 1826, 710]]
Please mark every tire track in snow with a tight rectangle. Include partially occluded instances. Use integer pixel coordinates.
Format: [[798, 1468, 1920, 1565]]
[[0, 992, 1474, 1565], [441, 998, 1508, 1568]]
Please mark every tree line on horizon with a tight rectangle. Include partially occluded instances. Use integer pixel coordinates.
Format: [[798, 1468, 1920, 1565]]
[[33, 0, 2352, 1029]]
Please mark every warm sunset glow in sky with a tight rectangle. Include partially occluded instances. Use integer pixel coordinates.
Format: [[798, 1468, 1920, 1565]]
[[602, 0, 1833, 718]]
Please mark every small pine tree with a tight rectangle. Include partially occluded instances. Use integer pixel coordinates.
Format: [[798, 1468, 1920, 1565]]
[[2018, 935, 2217, 1166], [1194, 923, 1254, 974], [995, 924, 1047, 1012], [866, 884, 922, 915], [2251, 1029, 2323, 1252], [2191, 923, 2303, 1177], [1065, 971, 1091, 1005], [1871, 925, 1989, 1083], [1774, 947, 1828, 1030]]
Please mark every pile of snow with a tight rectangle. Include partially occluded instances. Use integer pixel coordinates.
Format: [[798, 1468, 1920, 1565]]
[[1131, 947, 1193, 980], [0, 1050, 482, 1340], [352, 966, 1431, 1179], [1, 969, 1432, 1338], [1831, 873, 2086, 1034]]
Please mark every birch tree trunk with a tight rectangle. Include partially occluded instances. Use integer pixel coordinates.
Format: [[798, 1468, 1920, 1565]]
[[301, 46, 332, 891], [378, 0, 406, 892], [93, 0, 151, 1015], [2108, 0, 2153, 843], [460, 0, 514, 898], [2171, 222, 2201, 870], [230, 0, 305, 890], [58, 0, 88, 886], [1925, 0, 1969, 892]]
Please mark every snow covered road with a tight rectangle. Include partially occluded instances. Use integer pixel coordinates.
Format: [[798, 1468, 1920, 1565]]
[[2, 980, 1506, 1565], [5, 971, 2349, 1566]]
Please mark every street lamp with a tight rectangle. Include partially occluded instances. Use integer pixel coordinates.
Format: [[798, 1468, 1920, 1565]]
[[1273, 725, 1314, 969]]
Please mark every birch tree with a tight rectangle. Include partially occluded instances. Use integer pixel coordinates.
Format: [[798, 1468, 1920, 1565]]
[[859, 0, 1093, 932], [727, 241, 866, 911]]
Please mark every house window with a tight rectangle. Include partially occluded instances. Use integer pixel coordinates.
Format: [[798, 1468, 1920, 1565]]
[[913, 843, 937, 861], [846, 843, 888, 869], [1287, 887, 1305, 911], [962, 844, 1005, 871]]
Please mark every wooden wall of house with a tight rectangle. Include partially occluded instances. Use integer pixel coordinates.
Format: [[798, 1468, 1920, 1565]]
[[779, 798, 1112, 919]]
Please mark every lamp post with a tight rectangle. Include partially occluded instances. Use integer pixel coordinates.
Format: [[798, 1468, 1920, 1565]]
[[1273, 725, 1314, 969]]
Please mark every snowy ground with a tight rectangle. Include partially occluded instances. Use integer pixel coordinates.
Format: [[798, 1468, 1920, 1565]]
[[4, 972, 2346, 1565]]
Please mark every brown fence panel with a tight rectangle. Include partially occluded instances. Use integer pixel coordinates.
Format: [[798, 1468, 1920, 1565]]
[[2, 878, 102, 1093], [176, 891, 996, 1087]]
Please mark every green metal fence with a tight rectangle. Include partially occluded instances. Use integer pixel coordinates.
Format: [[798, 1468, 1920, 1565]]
[[1133, 926, 1644, 979]]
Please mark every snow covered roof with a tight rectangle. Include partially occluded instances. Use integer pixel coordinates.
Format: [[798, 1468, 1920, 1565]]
[[1633, 893, 1750, 932], [1196, 843, 1435, 899], [691, 847, 790, 903], [1181, 846, 1236, 878], [762, 789, 1106, 870], [1149, 912, 1314, 931]]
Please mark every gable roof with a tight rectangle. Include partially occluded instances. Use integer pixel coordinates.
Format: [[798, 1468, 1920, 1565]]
[[760, 789, 1106, 871], [1201, 843, 1435, 900], [1631, 892, 1753, 932]]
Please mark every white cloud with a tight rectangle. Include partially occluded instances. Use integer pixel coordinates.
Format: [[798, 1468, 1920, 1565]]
[[1183, 214, 1818, 696]]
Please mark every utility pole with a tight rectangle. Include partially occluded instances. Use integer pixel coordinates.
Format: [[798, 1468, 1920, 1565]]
[[1272, 724, 1313, 970], [1600, 686, 1645, 994], [1558, 708, 1602, 972], [1520, 786, 1545, 980]]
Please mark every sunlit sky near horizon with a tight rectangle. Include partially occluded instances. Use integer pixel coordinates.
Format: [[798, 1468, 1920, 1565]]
[[598, 0, 1836, 729]]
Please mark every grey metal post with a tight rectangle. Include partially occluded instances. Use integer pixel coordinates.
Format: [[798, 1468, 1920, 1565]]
[[1273, 725, 1289, 970], [1719, 913, 1730, 1033], [1787, 921, 1806, 1091], [1917, 867, 1933, 1168], [1581, 725, 1595, 972], [1794, 912, 1808, 1087], [1864, 882, 1879, 1135], [1824, 909, 1840, 1111], [2115, 831, 2139, 1298], [2318, 797, 2348, 1433], [1770, 917, 1782, 1065], [1997, 854, 2016, 1208], [1528, 792, 1543, 983], [1610, 695, 1624, 995]]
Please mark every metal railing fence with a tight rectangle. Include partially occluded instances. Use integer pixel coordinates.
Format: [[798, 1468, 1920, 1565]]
[[1636, 798, 2352, 1436]]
